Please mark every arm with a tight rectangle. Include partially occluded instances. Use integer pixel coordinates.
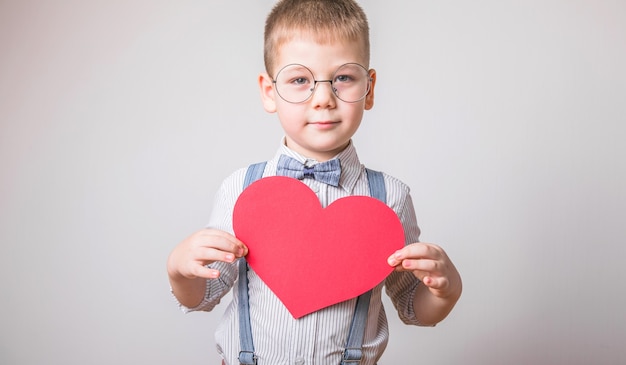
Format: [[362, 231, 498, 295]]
[[167, 169, 250, 309], [387, 243, 462, 326], [167, 228, 247, 308], [383, 186, 461, 326]]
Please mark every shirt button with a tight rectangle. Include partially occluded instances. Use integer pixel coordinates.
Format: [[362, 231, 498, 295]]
[[294, 358, 305, 365]]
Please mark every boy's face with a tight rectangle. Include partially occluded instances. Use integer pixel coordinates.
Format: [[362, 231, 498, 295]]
[[259, 36, 376, 161]]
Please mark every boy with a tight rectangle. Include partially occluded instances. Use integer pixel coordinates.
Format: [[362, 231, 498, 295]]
[[167, 0, 462, 364]]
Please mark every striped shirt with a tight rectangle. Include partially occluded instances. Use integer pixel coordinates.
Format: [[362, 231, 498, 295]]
[[183, 141, 423, 365]]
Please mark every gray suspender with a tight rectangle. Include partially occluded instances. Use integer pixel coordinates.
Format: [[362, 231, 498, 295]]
[[237, 163, 267, 365], [341, 168, 386, 365], [238, 162, 387, 365]]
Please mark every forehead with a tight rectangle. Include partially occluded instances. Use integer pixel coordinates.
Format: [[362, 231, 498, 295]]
[[273, 34, 368, 73]]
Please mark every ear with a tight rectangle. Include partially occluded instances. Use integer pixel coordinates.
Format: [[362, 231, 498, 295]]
[[364, 69, 376, 110], [259, 72, 277, 113]]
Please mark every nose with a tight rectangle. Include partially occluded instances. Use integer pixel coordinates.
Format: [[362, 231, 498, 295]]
[[310, 80, 336, 108]]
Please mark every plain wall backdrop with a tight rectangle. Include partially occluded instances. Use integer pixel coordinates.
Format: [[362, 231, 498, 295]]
[[1, 0, 625, 364]]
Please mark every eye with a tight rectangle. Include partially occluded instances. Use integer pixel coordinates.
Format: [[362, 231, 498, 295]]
[[335, 74, 353, 83], [291, 77, 310, 85]]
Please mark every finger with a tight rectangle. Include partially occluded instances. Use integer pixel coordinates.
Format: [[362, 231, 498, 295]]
[[205, 229, 247, 251], [194, 248, 239, 265], [212, 230, 248, 256], [189, 263, 221, 280], [400, 258, 442, 274], [393, 263, 449, 291], [193, 229, 248, 257], [421, 275, 450, 291], [387, 242, 442, 266]]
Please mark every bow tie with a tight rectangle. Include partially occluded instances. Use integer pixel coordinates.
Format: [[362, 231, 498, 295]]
[[276, 155, 342, 187]]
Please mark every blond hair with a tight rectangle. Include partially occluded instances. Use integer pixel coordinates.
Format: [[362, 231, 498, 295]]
[[264, 0, 370, 76]]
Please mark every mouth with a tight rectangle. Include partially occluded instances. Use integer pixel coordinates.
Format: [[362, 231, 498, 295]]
[[309, 120, 339, 130]]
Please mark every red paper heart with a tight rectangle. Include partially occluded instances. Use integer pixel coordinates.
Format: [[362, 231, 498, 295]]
[[233, 176, 404, 318]]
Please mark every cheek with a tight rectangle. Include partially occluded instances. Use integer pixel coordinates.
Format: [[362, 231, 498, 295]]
[[345, 107, 365, 127], [276, 104, 306, 127]]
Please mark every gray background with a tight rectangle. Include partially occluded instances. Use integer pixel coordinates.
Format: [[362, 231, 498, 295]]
[[1, 0, 625, 364]]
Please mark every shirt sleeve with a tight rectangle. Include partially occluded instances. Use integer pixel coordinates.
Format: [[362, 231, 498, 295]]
[[383, 185, 426, 326]]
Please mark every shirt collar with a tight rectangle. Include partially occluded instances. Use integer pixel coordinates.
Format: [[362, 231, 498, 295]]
[[273, 138, 363, 193]]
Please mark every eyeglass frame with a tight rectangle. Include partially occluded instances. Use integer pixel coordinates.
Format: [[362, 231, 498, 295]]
[[271, 62, 373, 104]]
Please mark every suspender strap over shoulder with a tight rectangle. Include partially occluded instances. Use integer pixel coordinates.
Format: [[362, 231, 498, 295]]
[[341, 168, 385, 365], [365, 168, 386, 203], [237, 162, 266, 365], [238, 162, 386, 365]]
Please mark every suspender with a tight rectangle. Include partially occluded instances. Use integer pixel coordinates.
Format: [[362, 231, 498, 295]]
[[238, 162, 387, 365]]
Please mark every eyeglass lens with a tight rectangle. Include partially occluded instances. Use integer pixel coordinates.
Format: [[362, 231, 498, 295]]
[[273, 63, 370, 103]]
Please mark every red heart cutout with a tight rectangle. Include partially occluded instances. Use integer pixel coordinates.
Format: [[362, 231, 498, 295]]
[[233, 176, 404, 318]]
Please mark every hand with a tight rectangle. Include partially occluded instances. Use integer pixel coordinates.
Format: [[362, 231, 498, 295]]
[[167, 228, 248, 281], [387, 242, 462, 300]]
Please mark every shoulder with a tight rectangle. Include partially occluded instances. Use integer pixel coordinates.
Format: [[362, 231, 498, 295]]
[[376, 170, 411, 195], [215, 166, 249, 197], [369, 169, 412, 212], [218, 161, 276, 193]]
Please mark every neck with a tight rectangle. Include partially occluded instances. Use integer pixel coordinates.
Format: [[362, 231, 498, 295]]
[[284, 140, 351, 162]]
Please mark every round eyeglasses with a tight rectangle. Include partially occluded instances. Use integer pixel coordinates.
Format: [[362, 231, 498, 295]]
[[272, 63, 372, 104]]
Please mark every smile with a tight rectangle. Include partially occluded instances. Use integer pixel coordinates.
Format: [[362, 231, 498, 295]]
[[309, 121, 339, 129]]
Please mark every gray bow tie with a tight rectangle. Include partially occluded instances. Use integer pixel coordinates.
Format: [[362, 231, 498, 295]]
[[276, 155, 342, 187]]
